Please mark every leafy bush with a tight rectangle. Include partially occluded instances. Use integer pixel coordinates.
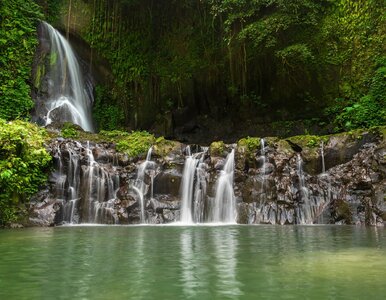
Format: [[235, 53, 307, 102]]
[[0, 0, 43, 120], [333, 58, 386, 131], [0, 119, 51, 225], [93, 85, 125, 131], [61, 127, 78, 138], [61, 123, 79, 139]]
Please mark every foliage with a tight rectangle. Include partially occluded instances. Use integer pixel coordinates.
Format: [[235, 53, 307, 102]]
[[93, 85, 124, 131], [0, 119, 51, 225], [115, 130, 155, 157], [61, 123, 79, 139], [39, 0, 385, 135], [0, 0, 43, 120], [99, 130, 129, 138], [333, 58, 386, 131]]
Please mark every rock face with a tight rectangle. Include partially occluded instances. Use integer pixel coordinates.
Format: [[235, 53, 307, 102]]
[[29, 129, 386, 226]]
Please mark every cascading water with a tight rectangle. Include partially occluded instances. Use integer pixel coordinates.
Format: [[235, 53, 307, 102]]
[[317, 141, 332, 223], [209, 149, 237, 223], [296, 154, 312, 224], [321, 141, 326, 174], [193, 149, 208, 223], [81, 142, 119, 223], [180, 146, 198, 224], [59, 142, 81, 223], [52, 141, 119, 224], [179, 146, 208, 224], [133, 147, 154, 223], [40, 22, 94, 132], [260, 138, 266, 195]]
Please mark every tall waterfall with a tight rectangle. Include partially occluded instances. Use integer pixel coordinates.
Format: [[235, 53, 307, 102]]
[[179, 146, 208, 224], [41, 22, 94, 132], [209, 149, 237, 223]]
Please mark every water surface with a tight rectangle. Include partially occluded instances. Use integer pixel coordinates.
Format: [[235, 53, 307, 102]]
[[1, 225, 385, 299]]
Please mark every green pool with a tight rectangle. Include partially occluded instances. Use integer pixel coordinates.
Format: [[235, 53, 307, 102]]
[[1, 225, 385, 299]]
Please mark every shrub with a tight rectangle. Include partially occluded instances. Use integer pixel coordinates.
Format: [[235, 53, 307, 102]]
[[0, 119, 51, 225]]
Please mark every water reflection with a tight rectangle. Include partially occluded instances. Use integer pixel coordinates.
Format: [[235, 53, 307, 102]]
[[128, 227, 147, 299], [180, 230, 200, 298], [213, 228, 242, 299]]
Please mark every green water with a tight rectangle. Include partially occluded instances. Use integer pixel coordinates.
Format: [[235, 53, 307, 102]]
[[1, 225, 386, 300]]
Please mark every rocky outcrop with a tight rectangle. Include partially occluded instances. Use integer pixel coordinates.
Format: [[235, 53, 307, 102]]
[[28, 128, 386, 226]]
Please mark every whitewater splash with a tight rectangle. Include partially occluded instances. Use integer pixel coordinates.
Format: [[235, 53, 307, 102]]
[[41, 22, 94, 132]]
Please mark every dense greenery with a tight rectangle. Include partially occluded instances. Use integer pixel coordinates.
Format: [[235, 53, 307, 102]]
[[333, 58, 386, 131], [40, 0, 385, 133], [0, 119, 51, 225], [0, 0, 43, 120]]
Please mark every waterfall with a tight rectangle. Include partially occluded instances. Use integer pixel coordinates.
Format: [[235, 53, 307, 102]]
[[209, 149, 236, 223], [180, 146, 208, 224], [260, 138, 266, 197], [82, 142, 119, 223], [193, 151, 208, 223], [180, 146, 199, 224], [41, 22, 94, 132], [133, 147, 154, 223], [296, 154, 312, 224], [52, 141, 119, 224], [321, 141, 326, 174], [317, 141, 331, 223]]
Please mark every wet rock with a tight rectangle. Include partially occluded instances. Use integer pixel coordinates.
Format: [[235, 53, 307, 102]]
[[27, 127, 386, 226], [29, 199, 61, 226], [153, 170, 182, 197]]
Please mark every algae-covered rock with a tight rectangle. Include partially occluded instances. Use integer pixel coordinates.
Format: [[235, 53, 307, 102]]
[[332, 199, 353, 224], [152, 137, 181, 158], [236, 137, 261, 169], [210, 141, 225, 156]]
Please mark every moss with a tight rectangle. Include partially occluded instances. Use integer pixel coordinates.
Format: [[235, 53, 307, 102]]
[[236, 137, 260, 167], [276, 139, 294, 155], [33, 64, 45, 89], [287, 134, 329, 149], [153, 137, 181, 157], [369, 125, 386, 142], [209, 141, 225, 156], [237, 137, 260, 153]]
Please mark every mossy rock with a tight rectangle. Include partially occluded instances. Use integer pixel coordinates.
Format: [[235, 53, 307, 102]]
[[334, 199, 353, 224], [236, 137, 260, 168], [237, 137, 261, 153], [274, 138, 294, 156], [115, 131, 156, 158], [210, 141, 225, 157], [287, 134, 329, 150], [152, 137, 181, 157]]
